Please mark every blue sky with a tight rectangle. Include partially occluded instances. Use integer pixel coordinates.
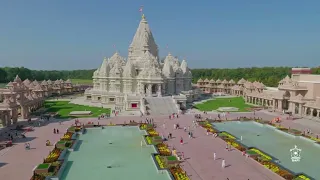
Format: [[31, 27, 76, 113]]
[[0, 0, 319, 70]]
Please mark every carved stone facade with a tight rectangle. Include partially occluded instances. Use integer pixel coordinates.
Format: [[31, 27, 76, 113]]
[[196, 68, 320, 119], [85, 14, 193, 111], [0, 76, 83, 126]]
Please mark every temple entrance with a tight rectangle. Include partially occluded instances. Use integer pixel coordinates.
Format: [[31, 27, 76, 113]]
[[144, 85, 147, 94], [306, 108, 311, 116], [283, 91, 291, 110], [312, 109, 318, 117], [151, 84, 157, 94]]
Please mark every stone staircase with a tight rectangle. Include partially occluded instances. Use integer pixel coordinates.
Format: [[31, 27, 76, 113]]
[[145, 97, 178, 115]]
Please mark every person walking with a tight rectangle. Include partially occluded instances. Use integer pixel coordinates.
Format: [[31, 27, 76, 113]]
[[222, 159, 226, 168]]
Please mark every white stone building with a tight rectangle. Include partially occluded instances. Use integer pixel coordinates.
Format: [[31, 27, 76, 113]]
[[85, 14, 195, 113]]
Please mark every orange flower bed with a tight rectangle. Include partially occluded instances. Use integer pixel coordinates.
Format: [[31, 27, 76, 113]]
[[44, 148, 61, 163], [147, 129, 159, 136], [156, 143, 171, 156], [60, 132, 73, 140], [170, 166, 189, 180]]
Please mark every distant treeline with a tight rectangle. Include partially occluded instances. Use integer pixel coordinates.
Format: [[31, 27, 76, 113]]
[[0, 66, 319, 87]]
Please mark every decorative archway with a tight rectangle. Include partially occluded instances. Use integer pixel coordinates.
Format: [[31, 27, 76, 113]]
[[151, 84, 157, 94], [306, 108, 311, 116], [283, 91, 291, 98], [312, 109, 318, 117]]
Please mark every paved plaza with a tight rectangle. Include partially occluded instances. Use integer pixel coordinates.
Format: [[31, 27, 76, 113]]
[[0, 111, 320, 180]]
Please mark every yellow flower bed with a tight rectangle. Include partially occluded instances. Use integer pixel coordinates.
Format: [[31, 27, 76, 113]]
[[297, 174, 311, 180], [155, 155, 165, 168], [251, 148, 272, 161], [157, 144, 171, 155], [147, 129, 158, 136], [146, 136, 152, 144], [264, 163, 279, 173], [140, 124, 147, 130], [170, 167, 190, 180], [227, 141, 239, 148], [310, 136, 320, 142], [174, 172, 189, 180], [220, 132, 236, 139]]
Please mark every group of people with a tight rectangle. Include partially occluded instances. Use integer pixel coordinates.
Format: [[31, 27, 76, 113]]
[[53, 128, 60, 134], [169, 113, 179, 119]]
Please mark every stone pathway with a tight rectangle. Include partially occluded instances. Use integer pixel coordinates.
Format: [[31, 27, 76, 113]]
[[0, 111, 319, 180], [154, 115, 282, 180]]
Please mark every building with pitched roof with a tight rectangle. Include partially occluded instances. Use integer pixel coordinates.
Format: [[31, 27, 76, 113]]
[[196, 68, 320, 119]]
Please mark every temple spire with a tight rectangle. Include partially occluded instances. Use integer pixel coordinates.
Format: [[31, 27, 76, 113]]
[[129, 12, 159, 64]]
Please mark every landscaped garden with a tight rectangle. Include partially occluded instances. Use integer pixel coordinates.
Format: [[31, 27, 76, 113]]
[[140, 124, 190, 180], [31, 130, 79, 180], [44, 101, 110, 118], [194, 97, 253, 112]]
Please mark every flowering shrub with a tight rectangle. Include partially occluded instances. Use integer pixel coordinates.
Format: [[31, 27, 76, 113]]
[[155, 155, 165, 168], [295, 174, 311, 180], [147, 129, 158, 136], [156, 143, 171, 156], [140, 124, 147, 130], [145, 136, 152, 144], [44, 148, 61, 163], [60, 132, 73, 141], [170, 167, 190, 180], [262, 161, 279, 173], [220, 132, 236, 139], [250, 148, 272, 161]]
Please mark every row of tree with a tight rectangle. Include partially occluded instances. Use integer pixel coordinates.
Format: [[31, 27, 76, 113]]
[[0, 66, 319, 87]]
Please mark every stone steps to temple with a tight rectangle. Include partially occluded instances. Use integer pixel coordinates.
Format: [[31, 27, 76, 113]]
[[145, 97, 178, 115]]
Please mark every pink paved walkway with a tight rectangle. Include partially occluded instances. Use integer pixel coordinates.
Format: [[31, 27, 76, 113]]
[[154, 114, 283, 180], [0, 111, 319, 180]]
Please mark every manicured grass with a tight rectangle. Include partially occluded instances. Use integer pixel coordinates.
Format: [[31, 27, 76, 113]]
[[70, 79, 92, 85], [37, 163, 51, 169], [44, 101, 110, 118], [194, 97, 252, 112]]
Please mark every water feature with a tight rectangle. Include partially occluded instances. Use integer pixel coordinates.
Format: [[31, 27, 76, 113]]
[[213, 121, 319, 179], [60, 126, 171, 180]]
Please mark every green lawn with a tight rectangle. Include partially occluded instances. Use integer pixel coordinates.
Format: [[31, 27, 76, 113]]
[[194, 97, 252, 112], [44, 101, 110, 118], [70, 79, 92, 85]]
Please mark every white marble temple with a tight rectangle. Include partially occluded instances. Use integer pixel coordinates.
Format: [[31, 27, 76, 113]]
[[84, 14, 194, 112]]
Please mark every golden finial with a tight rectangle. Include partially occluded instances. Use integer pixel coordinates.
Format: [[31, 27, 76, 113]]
[[142, 14, 145, 20]]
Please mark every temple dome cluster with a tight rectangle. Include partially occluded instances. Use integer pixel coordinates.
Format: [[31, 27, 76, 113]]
[[85, 14, 193, 111]]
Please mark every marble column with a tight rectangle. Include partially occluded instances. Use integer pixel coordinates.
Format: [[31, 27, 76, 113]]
[[157, 84, 162, 97], [148, 84, 152, 96], [11, 109, 18, 124], [298, 104, 302, 115], [278, 100, 282, 111], [5, 112, 11, 126]]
